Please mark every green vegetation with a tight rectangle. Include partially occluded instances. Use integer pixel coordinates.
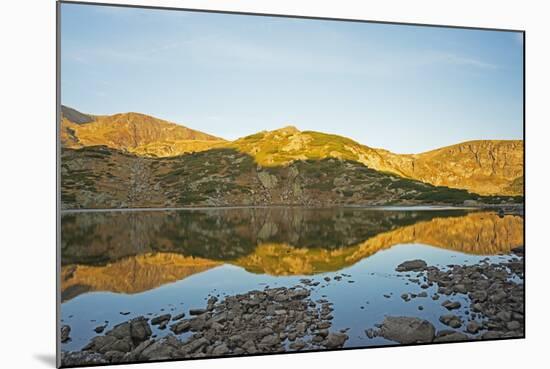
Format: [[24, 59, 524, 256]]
[[60, 145, 523, 209]]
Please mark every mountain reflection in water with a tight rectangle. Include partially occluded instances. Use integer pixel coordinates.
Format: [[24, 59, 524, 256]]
[[61, 208, 523, 301]]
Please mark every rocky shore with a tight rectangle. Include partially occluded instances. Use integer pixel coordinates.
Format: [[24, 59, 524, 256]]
[[366, 247, 524, 344], [61, 246, 524, 366], [61, 285, 349, 366]]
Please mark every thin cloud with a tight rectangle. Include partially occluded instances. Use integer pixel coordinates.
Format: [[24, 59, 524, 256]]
[[439, 53, 498, 69]]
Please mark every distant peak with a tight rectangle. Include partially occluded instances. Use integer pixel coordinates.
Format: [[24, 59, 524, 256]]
[[61, 105, 94, 124], [273, 125, 300, 134]]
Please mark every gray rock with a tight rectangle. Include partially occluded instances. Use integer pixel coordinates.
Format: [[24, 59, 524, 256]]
[[94, 323, 108, 334], [396, 260, 427, 272], [481, 331, 504, 340], [172, 312, 185, 321], [189, 308, 207, 316], [242, 340, 257, 354], [289, 340, 307, 350], [506, 321, 521, 331], [365, 328, 376, 339], [61, 325, 71, 343], [61, 351, 108, 366], [141, 336, 185, 360], [442, 300, 461, 310], [212, 343, 229, 356], [107, 317, 152, 343], [260, 334, 280, 346], [170, 320, 190, 334], [378, 316, 435, 344], [496, 311, 512, 322], [323, 333, 348, 348], [184, 337, 209, 353], [466, 320, 481, 334], [439, 315, 462, 328], [434, 331, 470, 343], [453, 284, 468, 294], [151, 314, 171, 325]]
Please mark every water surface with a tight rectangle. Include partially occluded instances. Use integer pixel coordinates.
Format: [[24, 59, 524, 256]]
[[60, 207, 523, 351]]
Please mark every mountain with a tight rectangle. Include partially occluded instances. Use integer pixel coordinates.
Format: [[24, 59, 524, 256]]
[[228, 127, 523, 196], [60, 107, 524, 206], [60, 105, 225, 157], [62, 145, 508, 209]]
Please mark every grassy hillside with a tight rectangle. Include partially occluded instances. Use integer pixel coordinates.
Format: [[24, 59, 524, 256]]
[[61, 146, 520, 210]]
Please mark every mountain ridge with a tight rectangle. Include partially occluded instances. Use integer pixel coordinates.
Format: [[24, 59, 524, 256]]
[[60, 106, 524, 196]]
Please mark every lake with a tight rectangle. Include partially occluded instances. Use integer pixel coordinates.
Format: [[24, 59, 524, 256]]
[[60, 207, 524, 352]]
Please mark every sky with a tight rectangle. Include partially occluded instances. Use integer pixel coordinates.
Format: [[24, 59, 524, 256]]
[[60, 3, 524, 154]]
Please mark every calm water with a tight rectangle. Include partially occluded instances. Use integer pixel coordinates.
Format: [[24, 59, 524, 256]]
[[60, 207, 524, 351]]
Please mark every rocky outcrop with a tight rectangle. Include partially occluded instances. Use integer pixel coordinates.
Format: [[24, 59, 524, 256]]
[[397, 140, 524, 196]]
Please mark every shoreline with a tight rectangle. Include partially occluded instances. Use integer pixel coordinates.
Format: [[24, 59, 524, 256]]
[[60, 203, 523, 214], [61, 250, 524, 366]]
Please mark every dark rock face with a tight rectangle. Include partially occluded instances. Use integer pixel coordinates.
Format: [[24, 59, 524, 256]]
[[378, 316, 435, 344], [395, 260, 427, 272]]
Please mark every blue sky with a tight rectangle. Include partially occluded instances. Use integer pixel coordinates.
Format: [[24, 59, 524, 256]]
[[60, 3, 523, 154]]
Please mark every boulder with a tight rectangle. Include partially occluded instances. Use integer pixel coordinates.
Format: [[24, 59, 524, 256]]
[[323, 333, 349, 348], [61, 325, 71, 343], [150, 314, 171, 325], [378, 316, 435, 344], [434, 331, 470, 343], [61, 351, 108, 366], [396, 260, 427, 272]]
